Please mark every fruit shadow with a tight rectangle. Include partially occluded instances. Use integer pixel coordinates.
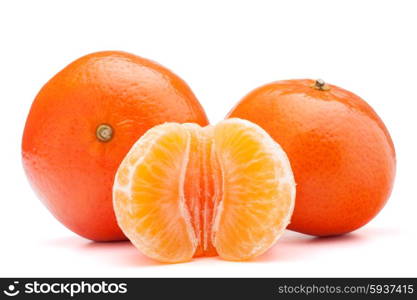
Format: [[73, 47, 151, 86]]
[[250, 227, 399, 263], [44, 227, 398, 266], [43, 236, 164, 267], [43, 232, 363, 266], [248, 231, 359, 263]]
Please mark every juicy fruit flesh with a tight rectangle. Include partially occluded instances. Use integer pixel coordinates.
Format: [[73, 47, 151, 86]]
[[113, 118, 295, 263], [183, 124, 220, 257]]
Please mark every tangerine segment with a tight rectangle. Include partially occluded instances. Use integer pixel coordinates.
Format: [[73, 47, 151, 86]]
[[113, 124, 197, 263], [113, 118, 295, 263], [182, 124, 220, 257], [212, 119, 296, 260]]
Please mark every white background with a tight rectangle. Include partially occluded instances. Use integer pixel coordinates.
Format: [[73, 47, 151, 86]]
[[1, 0, 416, 277]]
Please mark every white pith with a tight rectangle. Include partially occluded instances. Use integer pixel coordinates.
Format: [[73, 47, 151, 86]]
[[182, 123, 221, 255]]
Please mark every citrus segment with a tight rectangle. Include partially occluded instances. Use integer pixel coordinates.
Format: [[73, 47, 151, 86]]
[[183, 124, 220, 257], [212, 119, 295, 260], [113, 124, 197, 263]]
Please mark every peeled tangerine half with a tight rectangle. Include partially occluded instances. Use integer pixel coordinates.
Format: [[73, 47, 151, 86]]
[[113, 118, 295, 263]]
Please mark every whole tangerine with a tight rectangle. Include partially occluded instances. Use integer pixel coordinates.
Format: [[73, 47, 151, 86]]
[[227, 79, 396, 236], [22, 51, 208, 241]]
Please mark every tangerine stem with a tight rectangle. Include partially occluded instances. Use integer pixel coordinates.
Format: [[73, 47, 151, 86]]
[[312, 79, 330, 91], [96, 124, 113, 142]]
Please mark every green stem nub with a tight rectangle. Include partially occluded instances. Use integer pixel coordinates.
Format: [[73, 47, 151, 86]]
[[96, 124, 113, 142]]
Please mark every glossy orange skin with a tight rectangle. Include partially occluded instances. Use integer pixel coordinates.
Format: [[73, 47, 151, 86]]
[[227, 79, 396, 236], [22, 51, 209, 241]]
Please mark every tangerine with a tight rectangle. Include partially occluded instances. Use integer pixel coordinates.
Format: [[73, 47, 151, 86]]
[[227, 79, 396, 236], [22, 51, 208, 241]]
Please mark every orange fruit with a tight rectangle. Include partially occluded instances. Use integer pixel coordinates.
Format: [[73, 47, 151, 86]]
[[227, 79, 396, 236], [22, 51, 208, 241], [113, 118, 295, 263]]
